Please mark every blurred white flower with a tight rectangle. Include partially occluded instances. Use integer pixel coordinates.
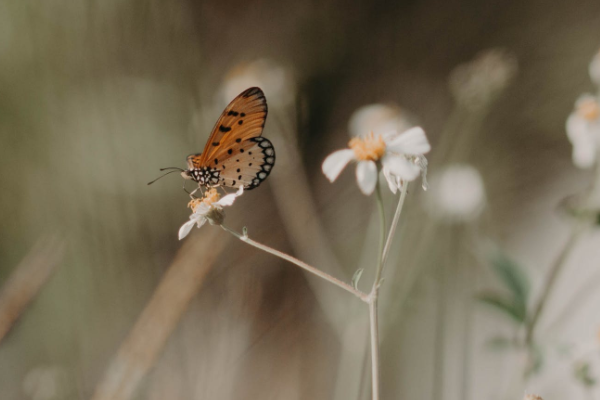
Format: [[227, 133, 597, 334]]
[[178, 186, 244, 240], [322, 127, 430, 195], [23, 365, 67, 400], [219, 59, 295, 107], [426, 164, 486, 223], [449, 48, 518, 111], [348, 104, 417, 138], [589, 49, 600, 86], [566, 94, 600, 169]]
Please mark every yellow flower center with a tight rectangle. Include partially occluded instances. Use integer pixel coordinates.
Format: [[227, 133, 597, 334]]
[[577, 98, 600, 121], [188, 188, 221, 212], [348, 132, 386, 161]]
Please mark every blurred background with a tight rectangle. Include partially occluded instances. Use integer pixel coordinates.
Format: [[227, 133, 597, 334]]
[[1, 0, 600, 399]]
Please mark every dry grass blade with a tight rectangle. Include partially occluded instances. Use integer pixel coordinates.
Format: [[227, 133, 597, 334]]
[[0, 235, 65, 343], [90, 230, 227, 400]]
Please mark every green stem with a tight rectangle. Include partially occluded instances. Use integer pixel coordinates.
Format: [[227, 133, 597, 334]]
[[368, 179, 387, 400], [372, 180, 387, 288], [368, 297, 380, 400], [380, 181, 409, 276], [220, 224, 369, 302], [525, 224, 583, 345]]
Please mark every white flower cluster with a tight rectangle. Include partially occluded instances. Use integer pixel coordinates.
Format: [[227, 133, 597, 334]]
[[566, 50, 600, 169]]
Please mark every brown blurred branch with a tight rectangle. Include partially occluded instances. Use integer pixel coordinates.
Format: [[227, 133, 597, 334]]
[[0, 235, 64, 343], [90, 231, 226, 400]]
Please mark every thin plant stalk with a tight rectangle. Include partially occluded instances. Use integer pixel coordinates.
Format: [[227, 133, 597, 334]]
[[373, 180, 387, 287], [222, 177, 410, 400], [525, 223, 584, 345], [381, 181, 408, 276], [368, 180, 387, 400], [368, 298, 380, 400], [367, 180, 410, 400], [220, 224, 369, 302]]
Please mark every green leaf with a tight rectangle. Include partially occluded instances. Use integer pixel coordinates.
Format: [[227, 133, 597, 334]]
[[477, 292, 527, 324], [351, 269, 364, 290], [490, 251, 531, 303], [575, 362, 597, 387]]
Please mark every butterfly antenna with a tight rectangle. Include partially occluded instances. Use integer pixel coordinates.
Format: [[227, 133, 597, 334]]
[[147, 167, 185, 185]]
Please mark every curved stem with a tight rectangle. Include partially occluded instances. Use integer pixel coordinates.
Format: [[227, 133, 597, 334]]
[[380, 181, 409, 276], [220, 224, 369, 302], [525, 224, 583, 345], [372, 180, 387, 288]]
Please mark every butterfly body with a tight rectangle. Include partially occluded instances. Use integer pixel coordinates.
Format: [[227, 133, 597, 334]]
[[181, 87, 275, 191]]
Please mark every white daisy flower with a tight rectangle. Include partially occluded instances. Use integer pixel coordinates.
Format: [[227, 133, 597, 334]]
[[178, 186, 244, 240], [566, 94, 600, 169], [589, 49, 600, 86], [425, 164, 486, 223], [322, 127, 431, 195]]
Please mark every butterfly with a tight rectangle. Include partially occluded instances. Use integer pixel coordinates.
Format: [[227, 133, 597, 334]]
[[149, 87, 275, 194]]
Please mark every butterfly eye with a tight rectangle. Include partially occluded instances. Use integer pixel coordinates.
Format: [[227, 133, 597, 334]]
[[181, 171, 192, 180]]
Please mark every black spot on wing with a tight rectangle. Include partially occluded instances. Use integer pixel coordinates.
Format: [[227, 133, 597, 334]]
[[219, 125, 231, 133]]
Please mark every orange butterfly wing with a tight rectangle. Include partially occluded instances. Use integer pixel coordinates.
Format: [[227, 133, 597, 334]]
[[187, 87, 274, 190]]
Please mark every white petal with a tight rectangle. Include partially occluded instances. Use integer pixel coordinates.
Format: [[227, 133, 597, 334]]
[[382, 167, 399, 194], [235, 185, 244, 196], [322, 149, 355, 182], [178, 220, 196, 240], [386, 127, 431, 155], [217, 193, 238, 207], [566, 113, 597, 168], [195, 217, 207, 229], [382, 155, 420, 181], [356, 160, 378, 195], [348, 104, 415, 137], [194, 203, 211, 216], [566, 113, 588, 144], [573, 141, 596, 168]]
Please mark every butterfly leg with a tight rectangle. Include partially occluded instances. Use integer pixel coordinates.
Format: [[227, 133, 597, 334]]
[[188, 185, 203, 200], [183, 181, 202, 199]]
